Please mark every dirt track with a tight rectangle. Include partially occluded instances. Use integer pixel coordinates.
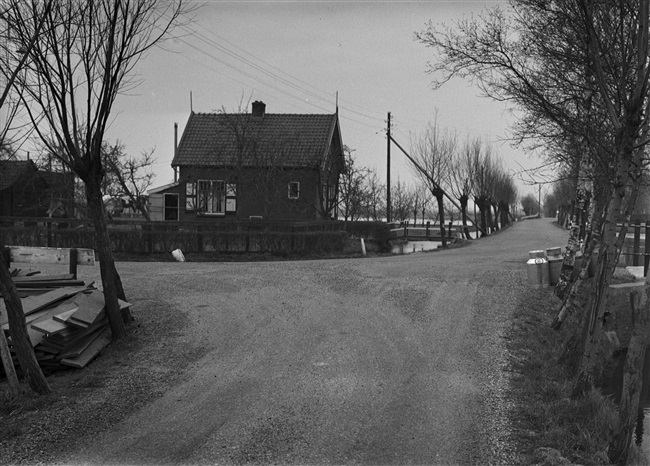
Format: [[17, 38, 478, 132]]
[[62, 218, 568, 465]]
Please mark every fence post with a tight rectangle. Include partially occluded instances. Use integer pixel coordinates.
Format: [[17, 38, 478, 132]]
[[197, 225, 203, 253], [1, 246, 9, 269], [46, 219, 52, 248], [69, 248, 78, 279], [145, 223, 153, 253], [634, 220, 641, 266], [426, 221, 430, 239], [645, 222, 650, 277]]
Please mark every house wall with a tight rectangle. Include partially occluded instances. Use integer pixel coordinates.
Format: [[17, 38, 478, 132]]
[[174, 166, 323, 222], [9, 171, 50, 217]]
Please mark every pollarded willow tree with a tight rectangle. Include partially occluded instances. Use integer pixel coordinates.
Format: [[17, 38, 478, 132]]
[[417, 1, 650, 461], [448, 136, 478, 239], [3, 0, 187, 339], [417, 0, 650, 365], [409, 116, 456, 246]]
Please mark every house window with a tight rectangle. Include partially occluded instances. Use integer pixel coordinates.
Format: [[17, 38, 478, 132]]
[[198, 180, 225, 215], [164, 193, 179, 221], [226, 183, 237, 213], [288, 181, 300, 199], [185, 182, 196, 210]]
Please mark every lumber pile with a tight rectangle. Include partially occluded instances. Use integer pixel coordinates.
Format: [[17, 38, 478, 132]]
[[10, 269, 87, 297], [1, 270, 130, 373]]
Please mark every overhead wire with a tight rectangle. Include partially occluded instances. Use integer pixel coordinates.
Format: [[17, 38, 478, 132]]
[[161, 10, 391, 132]]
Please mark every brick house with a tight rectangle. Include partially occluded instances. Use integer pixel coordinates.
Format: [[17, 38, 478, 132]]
[[153, 101, 344, 222], [0, 159, 75, 218]]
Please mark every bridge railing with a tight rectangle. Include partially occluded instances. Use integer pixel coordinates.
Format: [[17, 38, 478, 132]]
[[389, 223, 460, 241]]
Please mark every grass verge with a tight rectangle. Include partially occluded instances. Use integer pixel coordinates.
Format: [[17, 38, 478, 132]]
[[507, 284, 618, 464]]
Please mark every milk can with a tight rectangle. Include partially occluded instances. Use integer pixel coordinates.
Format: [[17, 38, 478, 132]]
[[527, 250, 550, 289], [546, 247, 563, 285]]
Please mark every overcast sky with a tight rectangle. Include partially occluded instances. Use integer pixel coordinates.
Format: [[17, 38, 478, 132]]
[[105, 0, 544, 200]]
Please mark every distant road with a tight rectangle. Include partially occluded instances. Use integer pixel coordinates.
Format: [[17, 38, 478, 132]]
[[66, 218, 568, 465]]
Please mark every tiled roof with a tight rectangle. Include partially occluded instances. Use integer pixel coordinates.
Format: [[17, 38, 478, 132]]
[[0, 159, 37, 191], [172, 112, 339, 169]]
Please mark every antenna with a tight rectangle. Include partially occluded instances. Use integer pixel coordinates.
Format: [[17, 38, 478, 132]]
[[190, 91, 193, 113]]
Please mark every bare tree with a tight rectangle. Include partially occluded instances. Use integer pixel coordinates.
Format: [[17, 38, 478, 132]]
[[417, 1, 650, 457], [520, 193, 539, 216], [391, 179, 414, 225], [104, 141, 156, 221], [4, 0, 186, 339], [361, 166, 385, 221], [471, 143, 497, 236], [0, 0, 54, 395], [338, 147, 368, 223], [409, 116, 456, 246], [490, 161, 517, 228], [411, 183, 431, 226], [449, 137, 478, 238]]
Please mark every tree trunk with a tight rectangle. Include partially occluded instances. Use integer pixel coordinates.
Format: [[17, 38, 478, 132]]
[[137, 202, 151, 222], [608, 282, 650, 464], [434, 190, 446, 247], [554, 165, 592, 300], [0, 253, 50, 395], [0, 308, 21, 398], [573, 128, 642, 396], [491, 202, 500, 231], [85, 178, 127, 339], [460, 195, 471, 239], [477, 198, 488, 237]]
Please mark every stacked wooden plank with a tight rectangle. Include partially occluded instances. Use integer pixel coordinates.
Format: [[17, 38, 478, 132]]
[[1, 279, 130, 372], [11, 272, 88, 297]]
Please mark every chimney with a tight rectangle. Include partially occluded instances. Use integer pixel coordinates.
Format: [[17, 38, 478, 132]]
[[252, 100, 266, 117]]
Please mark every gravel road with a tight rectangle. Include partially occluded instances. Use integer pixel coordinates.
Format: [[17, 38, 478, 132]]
[[63, 218, 568, 465]]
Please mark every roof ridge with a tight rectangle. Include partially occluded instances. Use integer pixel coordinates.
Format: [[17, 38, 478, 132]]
[[191, 111, 335, 117]]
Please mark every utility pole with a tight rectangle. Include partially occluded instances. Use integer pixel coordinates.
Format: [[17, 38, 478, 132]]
[[386, 112, 391, 223]]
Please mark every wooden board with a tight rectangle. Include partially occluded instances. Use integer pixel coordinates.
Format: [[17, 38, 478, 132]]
[[47, 317, 107, 349], [2, 295, 81, 331], [20, 286, 87, 317], [13, 273, 75, 283], [60, 327, 111, 369], [27, 327, 45, 347], [16, 280, 86, 289], [31, 318, 68, 335], [52, 307, 79, 325], [7, 246, 95, 266], [58, 326, 107, 359], [69, 290, 105, 326]]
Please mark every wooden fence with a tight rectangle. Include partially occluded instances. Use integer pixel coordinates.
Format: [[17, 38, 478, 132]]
[[619, 217, 650, 275], [389, 222, 460, 241]]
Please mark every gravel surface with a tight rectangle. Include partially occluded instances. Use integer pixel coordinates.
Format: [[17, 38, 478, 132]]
[[4, 218, 569, 465]]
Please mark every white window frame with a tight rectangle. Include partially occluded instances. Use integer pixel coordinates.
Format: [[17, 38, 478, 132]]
[[288, 181, 300, 200], [185, 181, 196, 211], [197, 179, 226, 215]]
